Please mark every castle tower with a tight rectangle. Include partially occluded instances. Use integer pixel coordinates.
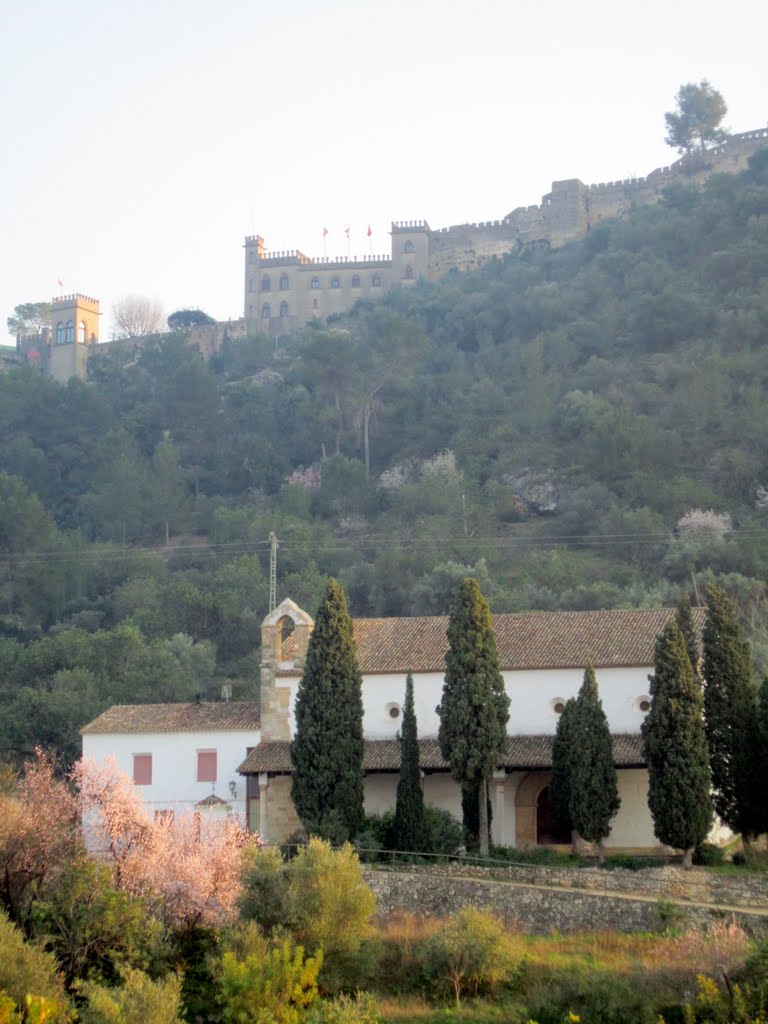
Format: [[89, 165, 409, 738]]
[[244, 235, 266, 334], [390, 220, 432, 282], [51, 293, 99, 347]]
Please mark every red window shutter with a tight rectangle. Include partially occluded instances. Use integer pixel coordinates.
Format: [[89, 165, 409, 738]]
[[133, 754, 152, 786], [197, 751, 217, 783]]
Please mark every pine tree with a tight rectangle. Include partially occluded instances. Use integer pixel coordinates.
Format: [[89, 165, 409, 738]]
[[392, 674, 426, 852], [676, 592, 700, 679], [290, 579, 364, 842], [437, 578, 509, 857], [702, 585, 760, 838], [642, 622, 712, 868], [568, 664, 620, 864], [549, 697, 576, 850]]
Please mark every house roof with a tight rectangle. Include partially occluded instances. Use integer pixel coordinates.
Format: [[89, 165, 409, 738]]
[[278, 607, 703, 675], [237, 733, 645, 775], [81, 702, 261, 735]]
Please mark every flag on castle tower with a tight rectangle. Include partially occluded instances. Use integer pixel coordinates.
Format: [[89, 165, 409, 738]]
[[57, 276, 63, 288], [367, 225, 372, 237], [322, 227, 328, 238], [344, 226, 350, 238]]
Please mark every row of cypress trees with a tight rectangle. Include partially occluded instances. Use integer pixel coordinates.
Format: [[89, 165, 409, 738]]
[[289, 577, 768, 863]]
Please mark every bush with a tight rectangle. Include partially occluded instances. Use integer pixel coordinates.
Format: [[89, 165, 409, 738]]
[[79, 968, 184, 1024], [602, 854, 660, 872], [306, 991, 381, 1023], [354, 806, 462, 859], [421, 806, 463, 855], [421, 908, 518, 1006], [489, 845, 584, 867], [693, 842, 726, 866], [0, 911, 70, 1022]]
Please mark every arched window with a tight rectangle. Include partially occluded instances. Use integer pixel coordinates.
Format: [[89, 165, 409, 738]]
[[312, 298, 319, 309], [78, 321, 86, 343], [262, 303, 271, 319], [405, 265, 414, 279], [56, 322, 65, 344], [65, 320, 74, 343], [331, 276, 340, 289], [261, 275, 271, 291], [372, 274, 381, 287], [351, 275, 361, 288], [310, 276, 320, 289], [279, 275, 289, 290], [404, 240, 415, 253], [280, 301, 289, 317]]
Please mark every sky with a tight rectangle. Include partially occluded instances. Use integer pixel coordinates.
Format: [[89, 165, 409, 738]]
[[1, 0, 766, 344]]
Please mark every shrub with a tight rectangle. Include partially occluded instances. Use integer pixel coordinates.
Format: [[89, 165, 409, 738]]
[[693, 842, 726, 866], [0, 911, 70, 1022], [237, 845, 288, 930], [219, 925, 321, 1024], [602, 854, 659, 871], [306, 991, 381, 1023], [490, 845, 584, 867], [421, 806, 463, 855], [79, 968, 184, 1024], [421, 908, 518, 1006], [667, 918, 751, 978]]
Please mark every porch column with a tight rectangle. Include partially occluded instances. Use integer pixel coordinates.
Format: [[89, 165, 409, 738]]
[[492, 770, 507, 846], [258, 772, 269, 842]]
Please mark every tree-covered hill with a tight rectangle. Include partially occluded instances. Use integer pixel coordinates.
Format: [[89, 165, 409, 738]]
[[1, 149, 768, 762]]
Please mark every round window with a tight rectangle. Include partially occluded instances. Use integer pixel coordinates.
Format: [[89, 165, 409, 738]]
[[387, 704, 401, 719], [551, 698, 566, 716], [639, 699, 651, 713], [635, 695, 652, 714]]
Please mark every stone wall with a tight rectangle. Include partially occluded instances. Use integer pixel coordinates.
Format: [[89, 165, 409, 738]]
[[365, 864, 768, 935]]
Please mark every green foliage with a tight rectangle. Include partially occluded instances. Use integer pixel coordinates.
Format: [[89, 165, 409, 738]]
[[422, 908, 518, 1007], [664, 80, 728, 153], [693, 843, 726, 867], [306, 991, 381, 1024], [166, 309, 216, 330], [568, 664, 620, 856], [392, 674, 426, 853], [438, 579, 509, 856], [0, 910, 70, 1022], [291, 580, 365, 842], [79, 967, 183, 1024], [676, 592, 700, 677], [702, 585, 760, 837], [642, 622, 712, 860], [549, 697, 577, 841], [356, 805, 462, 858], [239, 839, 377, 993], [6, 303, 51, 340], [219, 923, 321, 1024]]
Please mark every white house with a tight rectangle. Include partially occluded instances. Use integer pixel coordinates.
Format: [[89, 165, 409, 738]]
[[82, 598, 704, 852]]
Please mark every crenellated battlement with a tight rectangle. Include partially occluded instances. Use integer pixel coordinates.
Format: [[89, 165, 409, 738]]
[[391, 219, 430, 232], [52, 292, 99, 307]]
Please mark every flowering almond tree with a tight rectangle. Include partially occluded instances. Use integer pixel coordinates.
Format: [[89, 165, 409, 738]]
[[72, 757, 259, 929]]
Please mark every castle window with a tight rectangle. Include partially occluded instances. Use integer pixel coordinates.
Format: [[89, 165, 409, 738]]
[[261, 275, 271, 291], [279, 275, 289, 290], [312, 298, 319, 309], [280, 301, 289, 317], [56, 322, 65, 344], [311, 276, 320, 289], [404, 240, 415, 253], [331, 276, 340, 289], [372, 274, 381, 287], [78, 321, 86, 343], [65, 320, 74, 343], [405, 265, 414, 279], [351, 275, 361, 288], [262, 303, 271, 319]]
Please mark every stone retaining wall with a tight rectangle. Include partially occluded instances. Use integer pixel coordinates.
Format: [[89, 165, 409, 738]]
[[363, 864, 768, 936]]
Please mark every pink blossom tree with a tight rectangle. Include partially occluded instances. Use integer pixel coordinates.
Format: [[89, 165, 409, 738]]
[[72, 757, 259, 929]]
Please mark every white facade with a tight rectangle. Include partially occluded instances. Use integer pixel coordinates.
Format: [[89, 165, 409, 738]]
[[82, 726, 260, 822]]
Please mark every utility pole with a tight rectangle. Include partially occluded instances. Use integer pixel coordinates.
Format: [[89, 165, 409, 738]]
[[269, 532, 278, 612]]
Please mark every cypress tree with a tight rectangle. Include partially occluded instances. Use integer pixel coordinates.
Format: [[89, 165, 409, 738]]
[[676, 592, 700, 679], [702, 585, 760, 838], [437, 578, 509, 857], [754, 675, 768, 839], [642, 621, 712, 868], [549, 697, 576, 851], [568, 663, 620, 864], [460, 782, 493, 853], [392, 674, 426, 852], [290, 579, 364, 842]]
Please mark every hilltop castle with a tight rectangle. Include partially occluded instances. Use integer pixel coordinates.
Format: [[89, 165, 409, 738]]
[[244, 128, 768, 335]]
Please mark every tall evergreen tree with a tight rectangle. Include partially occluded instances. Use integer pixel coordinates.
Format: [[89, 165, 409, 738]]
[[702, 585, 760, 839], [437, 578, 509, 857], [568, 663, 620, 864], [290, 579, 364, 842], [676, 592, 700, 679], [549, 697, 576, 851], [754, 674, 768, 839], [642, 622, 712, 868], [392, 674, 426, 852]]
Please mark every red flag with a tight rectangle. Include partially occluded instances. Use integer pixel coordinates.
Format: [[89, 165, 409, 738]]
[[344, 226, 350, 238], [322, 227, 328, 238], [57, 276, 63, 288], [367, 225, 372, 237]]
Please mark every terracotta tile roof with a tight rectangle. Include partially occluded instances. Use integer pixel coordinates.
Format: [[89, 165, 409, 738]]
[[196, 793, 231, 807], [278, 608, 702, 675], [81, 702, 261, 735], [237, 733, 644, 774]]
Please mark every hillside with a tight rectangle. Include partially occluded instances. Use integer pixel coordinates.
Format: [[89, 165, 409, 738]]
[[1, 148, 767, 763]]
